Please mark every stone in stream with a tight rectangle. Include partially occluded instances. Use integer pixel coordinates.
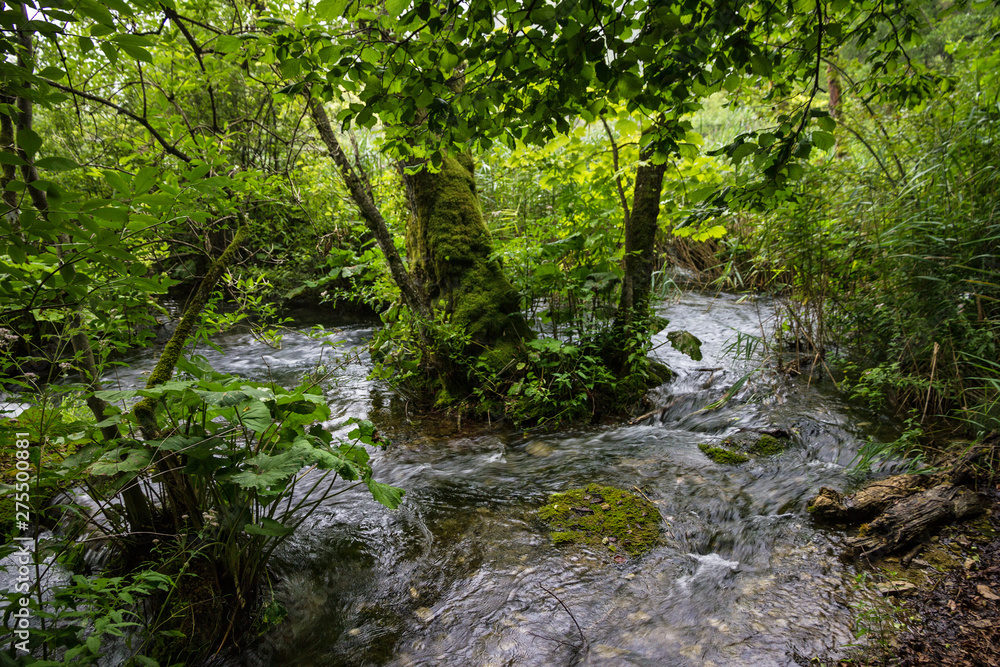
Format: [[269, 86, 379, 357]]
[[698, 429, 792, 465], [537, 483, 663, 559]]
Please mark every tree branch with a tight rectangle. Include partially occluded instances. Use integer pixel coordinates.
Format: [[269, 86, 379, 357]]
[[43, 79, 193, 163]]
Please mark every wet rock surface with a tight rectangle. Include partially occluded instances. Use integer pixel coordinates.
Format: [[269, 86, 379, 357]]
[[537, 484, 663, 559], [698, 428, 792, 465]]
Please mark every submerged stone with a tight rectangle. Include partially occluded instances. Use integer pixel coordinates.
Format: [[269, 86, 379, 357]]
[[537, 483, 662, 558], [698, 444, 750, 465], [698, 430, 791, 465]]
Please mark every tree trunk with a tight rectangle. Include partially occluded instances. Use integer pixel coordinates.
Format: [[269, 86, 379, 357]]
[[307, 97, 430, 320], [848, 484, 980, 560], [133, 219, 248, 527], [610, 144, 667, 369], [407, 153, 529, 349], [8, 16, 157, 530]]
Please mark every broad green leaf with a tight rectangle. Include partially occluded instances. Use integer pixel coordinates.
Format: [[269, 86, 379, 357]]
[[35, 156, 80, 171], [315, 0, 351, 20], [667, 330, 703, 361], [0, 152, 26, 166], [88, 447, 153, 475], [235, 399, 273, 435], [227, 449, 304, 492], [385, 0, 409, 17], [102, 170, 130, 193], [243, 517, 294, 537], [366, 479, 405, 509], [119, 44, 154, 63], [16, 128, 42, 157], [94, 389, 139, 402], [811, 131, 836, 151], [194, 389, 251, 406]]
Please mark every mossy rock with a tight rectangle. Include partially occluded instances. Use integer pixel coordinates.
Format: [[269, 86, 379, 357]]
[[698, 430, 791, 466], [537, 483, 662, 558], [720, 431, 788, 455], [698, 444, 750, 465]]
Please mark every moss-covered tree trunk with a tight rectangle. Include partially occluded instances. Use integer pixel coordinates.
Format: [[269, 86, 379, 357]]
[[407, 154, 529, 349]]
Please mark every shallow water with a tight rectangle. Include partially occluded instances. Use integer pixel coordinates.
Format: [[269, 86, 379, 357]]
[[1, 292, 892, 666], [120, 292, 883, 667]]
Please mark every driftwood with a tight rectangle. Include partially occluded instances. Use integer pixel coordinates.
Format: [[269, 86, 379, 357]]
[[808, 443, 991, 560], [848, 484, 981, 560], [808, 474, 930, 523]]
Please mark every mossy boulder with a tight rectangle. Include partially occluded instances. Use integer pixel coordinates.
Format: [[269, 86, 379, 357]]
[[698, 444, 750, 465], [698, 429, 791, 465], [537, 483, 662, 558]]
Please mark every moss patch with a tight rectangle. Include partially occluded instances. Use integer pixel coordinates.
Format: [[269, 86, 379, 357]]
[[700, 430, 791, 465], [538, 483, 662, 557], [698, 444, 750, 465], [409, 155, 529, 348], [743, 434, 784, 456]]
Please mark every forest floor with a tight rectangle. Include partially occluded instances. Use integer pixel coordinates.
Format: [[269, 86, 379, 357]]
[[888, 487, 1000, 666]]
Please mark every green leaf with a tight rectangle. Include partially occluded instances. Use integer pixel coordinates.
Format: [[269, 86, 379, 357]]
[[94, 389, 139, 402], [667, 330, 703, 361], [811, 130, 835, 151], [194, 389, 251, 406], [385, 0, 409, 16], [119, 44, 154, 63], [227, 450, 304, 492], [315, 0, 350, 20], [88, 447, 153, 475], [235, 399, 273, 434], [102, 169, 130, 193], [35, 156, 81, 171], [16, 128, 42, 157], [0, 152, 25, 166], [243, 517, 294, 537], [78, 0, 116, 27], [366, 479, 405, 509]]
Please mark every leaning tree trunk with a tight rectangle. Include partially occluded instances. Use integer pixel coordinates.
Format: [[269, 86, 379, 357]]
[[307, 97, 431, 321], [407, 153, 529, 349]]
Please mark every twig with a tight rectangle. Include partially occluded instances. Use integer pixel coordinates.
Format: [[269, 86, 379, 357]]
[[632, 486, 653, 504], [538, 583, 587, 650]]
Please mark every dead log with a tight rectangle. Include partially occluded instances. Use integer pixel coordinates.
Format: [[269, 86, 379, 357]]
[[808, 474, 930, 523], [847, 484, 981, 560]]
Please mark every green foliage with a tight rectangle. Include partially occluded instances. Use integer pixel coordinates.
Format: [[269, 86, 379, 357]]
[[706, 1, 1000, 436], [2, 356, 401, 664]]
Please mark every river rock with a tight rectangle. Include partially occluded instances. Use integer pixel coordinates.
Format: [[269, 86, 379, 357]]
[[876, 580, 918, 597], [538, 483, 662, 558], [698, 429, 792, 465]]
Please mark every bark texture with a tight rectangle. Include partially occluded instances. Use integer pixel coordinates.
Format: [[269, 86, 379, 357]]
[[848, 484, 981, 560], [407, 154, 529, 348], [615, 150, 667, 330], [308, 97, 430, 320]]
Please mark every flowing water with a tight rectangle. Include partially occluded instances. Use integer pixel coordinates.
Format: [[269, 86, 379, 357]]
[[8, 293, 894, 666]]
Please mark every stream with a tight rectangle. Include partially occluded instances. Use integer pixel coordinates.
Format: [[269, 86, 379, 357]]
[[50, 292, 897, 665]]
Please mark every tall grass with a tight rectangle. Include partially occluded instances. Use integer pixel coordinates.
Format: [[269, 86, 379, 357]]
[[716, 8, 1000, 435]]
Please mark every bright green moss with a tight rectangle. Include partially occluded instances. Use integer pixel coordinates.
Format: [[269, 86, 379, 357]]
[[698, 443, 750, 465], [747, 434, 784, 456], [409, 155, 529, 347], [538, 483, 662, 557]]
